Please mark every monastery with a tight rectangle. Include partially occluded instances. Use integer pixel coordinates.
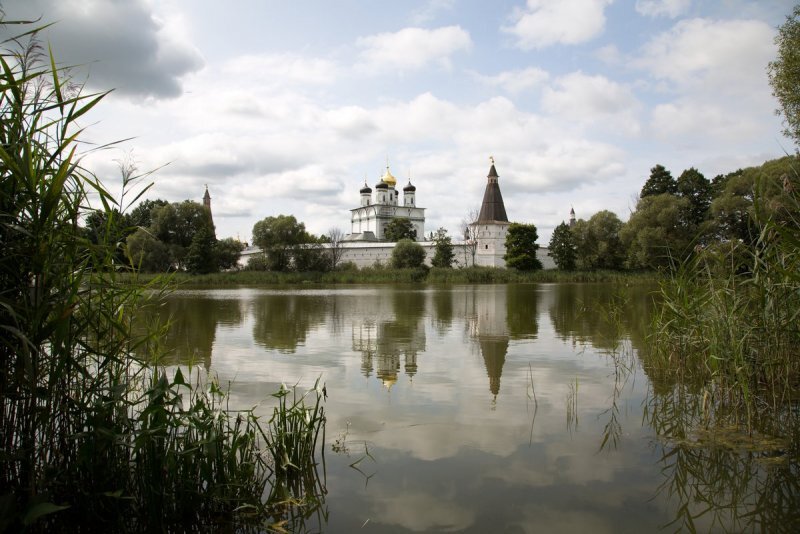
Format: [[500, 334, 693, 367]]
[[238, 160, 555, 269]]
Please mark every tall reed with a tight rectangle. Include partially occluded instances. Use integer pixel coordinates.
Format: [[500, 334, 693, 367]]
[[0, 22, 326, 532], [646, 166, 800, 434]]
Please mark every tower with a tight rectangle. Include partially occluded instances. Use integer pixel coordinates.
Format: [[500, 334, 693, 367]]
[[403, 180, 416, 207], [203, 185, 213, 226], [360, 181, 372, 206], [472, 158, 510, 267], [569, 206, 576, 227]]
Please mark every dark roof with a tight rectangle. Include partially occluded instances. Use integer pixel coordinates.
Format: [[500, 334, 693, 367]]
[[403, 181, 416, 192], [477, 164, 508, 223], [360, 182, 372, 194], [375, 180, 389, 190]]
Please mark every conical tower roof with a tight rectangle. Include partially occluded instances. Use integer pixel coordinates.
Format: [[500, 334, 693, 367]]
[[477, 160, 508, 223]]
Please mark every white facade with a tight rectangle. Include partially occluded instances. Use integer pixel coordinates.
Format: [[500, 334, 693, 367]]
[[238, 242, 555, 269], [348, 166, 425, 241], [472, 222, 509, 268]]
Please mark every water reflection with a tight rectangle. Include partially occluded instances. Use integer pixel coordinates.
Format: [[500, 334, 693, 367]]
[[143, 293, 245, 367], [252, 293, 328, 353], [141, 284, 799, 533], [547, 283, 653, 352], [645, 385, 800, 531], [352, 289, 426, 387]]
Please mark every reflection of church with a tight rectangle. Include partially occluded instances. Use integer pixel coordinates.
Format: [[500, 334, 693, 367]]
[[352, 317, 425, 388]]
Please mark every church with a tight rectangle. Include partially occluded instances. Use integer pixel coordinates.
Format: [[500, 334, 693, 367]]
[[237, 160, 555, 269], [346, 165, 425, 242]]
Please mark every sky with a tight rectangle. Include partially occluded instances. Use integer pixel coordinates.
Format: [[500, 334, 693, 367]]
[[2, 0, 796, 243]]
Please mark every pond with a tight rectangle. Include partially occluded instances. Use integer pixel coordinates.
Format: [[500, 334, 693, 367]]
[[149, 283, 799, 533]]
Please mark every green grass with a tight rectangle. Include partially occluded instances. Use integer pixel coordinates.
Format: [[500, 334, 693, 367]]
[[125, 266, 659, 287]]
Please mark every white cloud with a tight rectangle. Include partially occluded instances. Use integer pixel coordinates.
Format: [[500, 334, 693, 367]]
[[224, 53, 338, 86], [594, 44, 622, 64], [410, 0, 456, 25], [0, 0, 204, 99], [503, 0, 613, 50], [650, 101, 763, 144], [356, 26, 472, 72], [635, 0, 691, 18], [635, 18, 776, 93], [474, 67, 550, 94], [511, 140, 627, 192], [542, 72, 641, 134]]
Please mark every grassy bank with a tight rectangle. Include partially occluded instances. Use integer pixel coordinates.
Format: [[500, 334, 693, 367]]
[[129, 266, 660, 287]]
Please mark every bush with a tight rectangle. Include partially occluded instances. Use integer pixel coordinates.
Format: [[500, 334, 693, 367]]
[[391, 238, 426, 268]]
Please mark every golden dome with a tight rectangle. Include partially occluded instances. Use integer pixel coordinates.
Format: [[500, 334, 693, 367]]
[[381, 165, 397, 187]]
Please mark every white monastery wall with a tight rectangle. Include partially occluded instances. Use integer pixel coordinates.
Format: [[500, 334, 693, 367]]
[[238, 243, 556, 270]]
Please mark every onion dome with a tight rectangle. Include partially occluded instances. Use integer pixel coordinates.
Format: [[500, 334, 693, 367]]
[[403, 180, 416, 192], [375, 180, 389, 190], [381, 165, 397, 187], [360, 181, 372, 194]]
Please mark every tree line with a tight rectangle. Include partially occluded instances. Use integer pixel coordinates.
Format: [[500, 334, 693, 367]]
[[546, 156, 799, 272], [86, 198, 245, 273]]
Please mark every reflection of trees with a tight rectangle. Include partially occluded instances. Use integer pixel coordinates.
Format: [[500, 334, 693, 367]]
[[140, 295, 245, 367], [506, 285, 539, 340], [645, 385, 800, 531], [252, 294, 327, 353], [548, 284, 654, 351], [353, 289, 426, 386]]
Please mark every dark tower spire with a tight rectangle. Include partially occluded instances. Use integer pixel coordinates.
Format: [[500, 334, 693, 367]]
[[477, 157, 508, 223], [203, 185, 213, 225]]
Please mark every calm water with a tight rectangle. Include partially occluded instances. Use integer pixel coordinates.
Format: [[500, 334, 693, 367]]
[[150, 283, 798, 533]]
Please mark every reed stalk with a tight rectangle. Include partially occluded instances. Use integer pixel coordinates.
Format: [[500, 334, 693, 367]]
[[0, 20, 326, 532]]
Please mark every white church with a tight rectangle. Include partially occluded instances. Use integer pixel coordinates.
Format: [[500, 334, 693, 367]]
[[238, 160, 555, 269]]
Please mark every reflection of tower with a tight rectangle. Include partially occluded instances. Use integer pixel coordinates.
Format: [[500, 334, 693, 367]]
[[352, 322, 377, 377], [469, 287, 510, 397]]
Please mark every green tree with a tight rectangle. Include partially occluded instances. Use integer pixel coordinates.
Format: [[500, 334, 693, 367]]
[[126, 228, 173, 272], [572, 211, 625, 270], [504, 223, 542, 271], [186, 224, 217, 274], [768, 5, 800, 145], [384, 217, 416, 241], [214, 237, 245, 271], [147, 200, 215, 270], [391, 238, 426, 268], [431, 228, 454, 268], [128, 198, 169, 229], [641, 164, 677, 198], [548, 222, 577, 270], [621, 194, 693, 269], [293, 243, 330, 272], [677, 167, 713, 226], [252, 214, 311, 272]]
